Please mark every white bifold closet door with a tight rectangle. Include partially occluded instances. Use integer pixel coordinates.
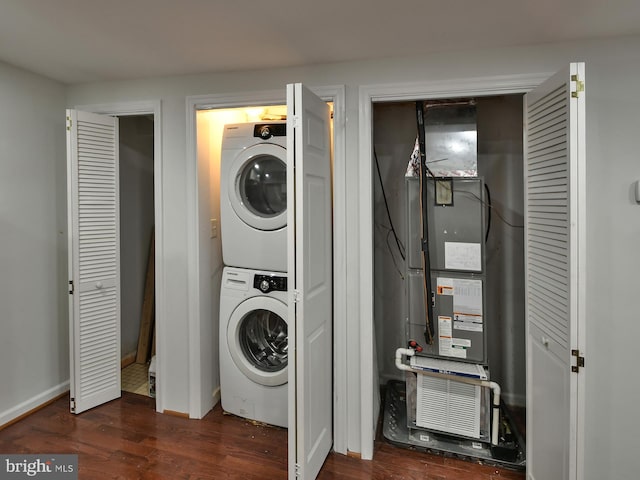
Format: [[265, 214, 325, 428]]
[[66, 109, 121, 414], [286, 83, 333, 480], [524, 63, 586, 480]]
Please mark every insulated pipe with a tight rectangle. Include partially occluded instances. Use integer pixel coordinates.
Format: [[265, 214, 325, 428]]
[[395, 348, 502, 446]]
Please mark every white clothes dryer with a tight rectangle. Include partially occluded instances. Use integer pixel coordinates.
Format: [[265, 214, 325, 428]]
[[219, 266, 288, 428], [220, 122, 287, 272]]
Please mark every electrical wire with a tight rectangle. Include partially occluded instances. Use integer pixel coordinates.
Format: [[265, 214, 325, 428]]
[[484, 183, 492, 243], [373, 148, 406, 261], [419, 152, 522, 231], [386, 228, 405, 280], [457, 190, 524, 229], [374, 222, 405, 280]]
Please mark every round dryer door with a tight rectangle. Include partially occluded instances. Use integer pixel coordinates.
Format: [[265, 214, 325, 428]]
[[227, 296, 288, 386], [228, 143, 287, 231]]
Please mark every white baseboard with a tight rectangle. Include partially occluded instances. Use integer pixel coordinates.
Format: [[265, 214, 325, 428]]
[[0, 381, 70, 427]]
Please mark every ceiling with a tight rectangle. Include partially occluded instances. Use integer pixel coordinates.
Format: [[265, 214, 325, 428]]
[[1, 0, 639, 85]]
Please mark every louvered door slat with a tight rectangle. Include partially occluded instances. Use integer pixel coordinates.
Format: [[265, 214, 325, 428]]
[[67, 109, 121, 414], [526, 82, 571, 348]]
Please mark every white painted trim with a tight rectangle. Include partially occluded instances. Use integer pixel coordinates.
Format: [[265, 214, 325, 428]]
[[185, 85, 347, 448], [185, 96, 200, 418], [191, 90, 286, 110], [72, 100, 164, 413], [574, 62, 587, 480], [0, 381, 70, 427], [357, 73, 551, 460], [323, 85, 348, 456]]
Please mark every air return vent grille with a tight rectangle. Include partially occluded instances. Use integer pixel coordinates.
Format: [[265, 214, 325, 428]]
[[416, 374, 481, 439]]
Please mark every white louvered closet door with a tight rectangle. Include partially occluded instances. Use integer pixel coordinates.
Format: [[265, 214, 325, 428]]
[[66, 110, 121, 414], [524, 63, 586, 480]]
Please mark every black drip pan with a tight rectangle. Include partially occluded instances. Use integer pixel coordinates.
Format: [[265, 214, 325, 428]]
[[382, 380, 526, 471]]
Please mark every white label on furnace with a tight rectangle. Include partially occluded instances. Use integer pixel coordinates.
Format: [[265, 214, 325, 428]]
[[454, 316, 484, 332], [438, 316, 452, 357], [449, 345, 467, 359], [437, 277, 454, 296], [439, 316, 467, 358], [452, 278, 484, 333], [452, 338, 471, 348], [444, 242, 482, 271]]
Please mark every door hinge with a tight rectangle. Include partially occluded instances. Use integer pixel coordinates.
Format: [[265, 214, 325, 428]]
[[66, 116, 72, 131], [571, 74, 585, 98], [291, 115, 300, 129], [70, 398, 76, 412], [295, 463, 301, 478], [571, 349, 585, 373], [292, 289, 301, 303], [68, 280, 74, 294]]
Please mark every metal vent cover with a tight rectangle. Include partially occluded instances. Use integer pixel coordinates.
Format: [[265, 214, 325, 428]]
[[416, 374, 481, 439]]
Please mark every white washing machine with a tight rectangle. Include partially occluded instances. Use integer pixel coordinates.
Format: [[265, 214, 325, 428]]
[[219, 266, 288, 428], [220, 121, 287, 272]]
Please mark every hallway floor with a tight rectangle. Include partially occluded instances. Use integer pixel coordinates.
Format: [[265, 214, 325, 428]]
[[0, 392, 525, 479]]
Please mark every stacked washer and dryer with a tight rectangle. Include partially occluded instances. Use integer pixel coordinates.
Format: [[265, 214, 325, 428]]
[[219, 121, 289, 428]]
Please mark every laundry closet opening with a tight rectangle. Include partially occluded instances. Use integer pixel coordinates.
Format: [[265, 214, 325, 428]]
[[119, 115, 156, 399], [194, 101, 334, 432], [372, 95, 527, 462]]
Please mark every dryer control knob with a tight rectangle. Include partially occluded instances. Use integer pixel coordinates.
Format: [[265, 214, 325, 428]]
[[259, 279, 271, 292], [259, 126, 272, 139]]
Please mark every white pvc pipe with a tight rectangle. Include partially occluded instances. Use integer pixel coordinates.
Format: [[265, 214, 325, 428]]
[[395, 347, 502, 446]]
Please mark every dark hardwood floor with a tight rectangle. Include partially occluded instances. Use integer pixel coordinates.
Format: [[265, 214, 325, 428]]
[[0, 392, 525, 479]]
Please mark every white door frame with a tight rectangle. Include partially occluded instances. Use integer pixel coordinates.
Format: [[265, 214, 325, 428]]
[[357, 73, 551, 460], [73, 100, 164, 412], [185, 86, 347, 452]]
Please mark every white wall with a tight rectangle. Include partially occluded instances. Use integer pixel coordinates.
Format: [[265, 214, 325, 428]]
[[64, 35, 640, 476], [0, 61, 67, 424], [582, 46, 640, 480]]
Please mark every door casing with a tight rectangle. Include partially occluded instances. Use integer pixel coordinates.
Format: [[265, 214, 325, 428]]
[[185, 86, 347, 451], [72, 100, 163, 412], [357, 73, 565, 460]]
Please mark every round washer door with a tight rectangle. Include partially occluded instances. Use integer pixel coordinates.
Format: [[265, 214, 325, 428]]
[[227, 296, 288, 386], [228, 143, 287, 231]]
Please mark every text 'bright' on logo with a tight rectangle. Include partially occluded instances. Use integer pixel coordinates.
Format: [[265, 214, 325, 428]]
[[0, 455, 77, 479]]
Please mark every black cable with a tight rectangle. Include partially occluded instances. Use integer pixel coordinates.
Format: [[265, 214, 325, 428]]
[[385, 228, 405, 280], [374, 222, 405, 280], [457, 190, 524, 229], [374, 148, 406, 261], [484, 183, 492, 243]]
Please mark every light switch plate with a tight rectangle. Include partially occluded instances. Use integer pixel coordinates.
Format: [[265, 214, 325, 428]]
[[210, 218, 218, 238]]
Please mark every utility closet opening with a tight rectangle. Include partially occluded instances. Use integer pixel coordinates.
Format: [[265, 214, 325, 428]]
[[119, 114, 156, 400], [372, 95, 526, 466]]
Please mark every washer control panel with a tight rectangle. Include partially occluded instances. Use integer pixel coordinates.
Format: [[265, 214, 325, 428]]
[[253, 274, 287, 293], [254, 123, 286, 140]]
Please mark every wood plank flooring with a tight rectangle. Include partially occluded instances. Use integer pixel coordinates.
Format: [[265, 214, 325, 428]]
[[0, 392, 525, 479]]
